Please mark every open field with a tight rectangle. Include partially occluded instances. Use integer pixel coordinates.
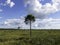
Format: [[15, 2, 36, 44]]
[[0, 29, 60, 45]]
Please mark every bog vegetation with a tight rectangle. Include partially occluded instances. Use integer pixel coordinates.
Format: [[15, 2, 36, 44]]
[[0, 29, 60, 45]]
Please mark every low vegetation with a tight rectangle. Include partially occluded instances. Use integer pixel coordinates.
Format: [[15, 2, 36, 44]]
[[0, 29, 60, 45]]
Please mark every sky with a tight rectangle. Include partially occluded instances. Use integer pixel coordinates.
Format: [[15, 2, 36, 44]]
[[0, 0, 60, 29]]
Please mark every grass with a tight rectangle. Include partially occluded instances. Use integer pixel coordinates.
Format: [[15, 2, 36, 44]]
[[0, 29, 60, 45]]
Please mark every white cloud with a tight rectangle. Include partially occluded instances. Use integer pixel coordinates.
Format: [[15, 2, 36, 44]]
[[0, 17, 59, 29], [6, 0, 15, 8], [24, 0, 60, 18], [6, 0, 11, 4], [4, 17, 26, 29], [4, 19, 21, 26], [32, 18, 60, 29], [0, 0, 15, 8], [9, 2, 15, 8], [0, 0, 15, 12]]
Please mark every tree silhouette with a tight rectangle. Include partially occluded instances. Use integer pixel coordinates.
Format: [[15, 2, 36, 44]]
[[24, 14, 35, 37]]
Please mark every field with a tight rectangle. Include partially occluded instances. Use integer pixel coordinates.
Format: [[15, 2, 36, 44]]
[[0, 29, 60, 45]]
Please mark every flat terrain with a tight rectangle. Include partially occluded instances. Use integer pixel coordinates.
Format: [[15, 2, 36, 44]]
[[0, 29, 60, 45]]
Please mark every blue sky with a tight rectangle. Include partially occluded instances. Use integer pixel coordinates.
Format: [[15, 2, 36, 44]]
[[48, 11, 60, 19], [0, 0, 60, 19], [0, 0, 60, 29], [0, 0, 27, 20], [40, 0, 52, 5]]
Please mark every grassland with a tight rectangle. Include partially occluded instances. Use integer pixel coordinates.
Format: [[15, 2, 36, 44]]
[[0, 29, 60, 45]]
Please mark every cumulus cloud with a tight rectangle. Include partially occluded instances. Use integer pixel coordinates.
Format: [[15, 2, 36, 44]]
[[0, 0, 15, 12], [0, 0, 15, 8], [4, 17, 28, 29], [32, 18, 60, 29], [4, 19, 22, 26], [24, 0, 60, 18], [0, 17, 59, 29], [6, 0, 15, 8]]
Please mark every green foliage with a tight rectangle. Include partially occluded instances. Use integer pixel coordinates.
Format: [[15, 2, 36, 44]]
[[24, 14, 35, 24], [0, 29, 60, 45]]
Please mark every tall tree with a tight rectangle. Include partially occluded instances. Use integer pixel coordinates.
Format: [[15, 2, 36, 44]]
[[24, 14, 35, 37]]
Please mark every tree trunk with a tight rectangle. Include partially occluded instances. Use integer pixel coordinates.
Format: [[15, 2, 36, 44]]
[[30, 20, 31, 37]]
